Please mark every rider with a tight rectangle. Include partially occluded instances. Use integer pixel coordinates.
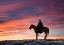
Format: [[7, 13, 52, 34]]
[[37, 20, 44, 33]]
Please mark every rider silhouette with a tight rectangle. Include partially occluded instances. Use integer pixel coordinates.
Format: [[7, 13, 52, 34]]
[[37, 20, 44, 33]]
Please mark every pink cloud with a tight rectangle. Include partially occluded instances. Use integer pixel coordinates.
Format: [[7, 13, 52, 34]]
[[0, 13, 63, 32], [0, 0, 35, 13]]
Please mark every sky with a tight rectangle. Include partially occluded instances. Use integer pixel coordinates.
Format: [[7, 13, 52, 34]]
[[0, 0, 64, 40]]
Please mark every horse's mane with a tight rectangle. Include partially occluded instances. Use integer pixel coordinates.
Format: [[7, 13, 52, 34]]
[[32, 24, 36, 27]]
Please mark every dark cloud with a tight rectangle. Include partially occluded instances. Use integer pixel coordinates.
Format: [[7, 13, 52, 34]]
[[0, 0, 27, 6], [49, 0, 64, 13], [0, 20, 6, 23]]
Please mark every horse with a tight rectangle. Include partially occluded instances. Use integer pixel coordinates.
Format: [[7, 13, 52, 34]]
[[29, 24, 49, 40]]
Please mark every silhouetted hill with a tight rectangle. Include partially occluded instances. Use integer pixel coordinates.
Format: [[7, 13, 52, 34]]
[[0, 39, 64, 45]]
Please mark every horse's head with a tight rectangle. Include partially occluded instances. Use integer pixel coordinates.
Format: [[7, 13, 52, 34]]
[[29, 24, 34, 30]]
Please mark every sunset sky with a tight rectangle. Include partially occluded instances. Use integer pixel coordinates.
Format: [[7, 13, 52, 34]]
[[0, 0, 64, 40]]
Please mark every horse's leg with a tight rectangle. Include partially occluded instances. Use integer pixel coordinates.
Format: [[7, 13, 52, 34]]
[[36, 33, 38, 40], [44, 32, 47, 40]]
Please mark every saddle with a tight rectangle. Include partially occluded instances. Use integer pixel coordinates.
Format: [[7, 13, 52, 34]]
[[37, 27, 44, 33]]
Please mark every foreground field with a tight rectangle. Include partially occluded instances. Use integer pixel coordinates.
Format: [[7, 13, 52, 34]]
[[0, 39, 64, 45]]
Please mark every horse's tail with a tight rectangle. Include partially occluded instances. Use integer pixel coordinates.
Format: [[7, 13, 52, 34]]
[[47, 28, 49, 35]]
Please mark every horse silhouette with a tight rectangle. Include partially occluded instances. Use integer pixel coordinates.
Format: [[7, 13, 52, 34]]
[[29, 24, 49, 40]]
